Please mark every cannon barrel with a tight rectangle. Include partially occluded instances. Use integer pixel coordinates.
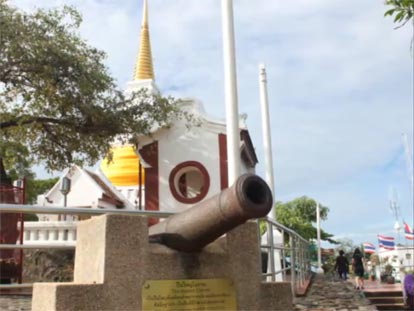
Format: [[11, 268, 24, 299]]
[[148, 173, 272, 252]]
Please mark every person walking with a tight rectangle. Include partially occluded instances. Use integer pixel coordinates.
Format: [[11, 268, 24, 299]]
[[404, 273, 414, 310], [334, 250, 349, 280], [352, 248, 365, 290]]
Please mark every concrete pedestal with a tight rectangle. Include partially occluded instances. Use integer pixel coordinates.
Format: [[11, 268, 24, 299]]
[[32, 214, 292, 310]]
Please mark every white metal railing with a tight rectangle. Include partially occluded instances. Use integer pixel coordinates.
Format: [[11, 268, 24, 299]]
[[0, 204, 312, 296], [0, 204, 174, 217], [259, 216, 312, 296], [0, 204, 173, 251]]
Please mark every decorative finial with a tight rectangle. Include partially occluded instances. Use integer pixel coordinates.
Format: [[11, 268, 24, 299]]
[[133, 0, 155, 81], [259, 63, 267, 83], [142, 0, 148, 26]]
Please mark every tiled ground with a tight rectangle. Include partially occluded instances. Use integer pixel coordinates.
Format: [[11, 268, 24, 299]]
[[0, 295, 31, 311], [294, 274, 378, 311]]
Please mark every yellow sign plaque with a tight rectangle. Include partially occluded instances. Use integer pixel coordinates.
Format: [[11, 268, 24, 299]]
[[142, 278, 237, 311]]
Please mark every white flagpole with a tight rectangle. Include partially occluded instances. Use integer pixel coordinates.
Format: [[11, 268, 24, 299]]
[[258, 64, 275, 211], [221, 0, 241, 185]]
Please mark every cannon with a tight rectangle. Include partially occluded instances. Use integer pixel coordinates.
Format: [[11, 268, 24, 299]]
[[149, 173, 273, 252], [32, 174, 293, 311]]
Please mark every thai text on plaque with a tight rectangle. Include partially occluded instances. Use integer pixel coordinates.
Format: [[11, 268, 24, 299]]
[[142, 278, 237, 311]]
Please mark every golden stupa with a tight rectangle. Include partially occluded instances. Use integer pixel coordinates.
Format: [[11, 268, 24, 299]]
[[100, 0, 153, 187], [100, 146, 145, 187], [133, 0, 154, 80]]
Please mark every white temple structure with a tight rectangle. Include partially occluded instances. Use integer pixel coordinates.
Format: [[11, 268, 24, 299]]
[[31, 0, 259, 238], [375, 246, 414, 282]]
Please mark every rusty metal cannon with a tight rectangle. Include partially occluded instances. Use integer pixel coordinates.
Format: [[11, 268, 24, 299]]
[[149, 173, 272, 252], [31, 173, 292, 311]]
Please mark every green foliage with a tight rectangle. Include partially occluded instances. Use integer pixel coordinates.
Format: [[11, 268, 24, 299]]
[[0, 142, 33, 181], [384, 0, 414, 28], [364, 251, 372, 260], [275, 196, 337, 243], [25, 177, 59, 204], [0, 1, 188, 172], [322, 256, 336, 274], [335, 238, 357, 255], [258, 219, 268, 236], [24, 213, 39, 221]]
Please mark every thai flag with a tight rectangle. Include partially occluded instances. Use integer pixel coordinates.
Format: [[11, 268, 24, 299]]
[[363, 242, 376, 254], [404, 222, 414, 240], [378, 234, 395, 250]]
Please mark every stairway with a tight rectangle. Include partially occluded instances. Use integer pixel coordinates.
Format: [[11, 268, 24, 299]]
[[364, 290, 407, 311]]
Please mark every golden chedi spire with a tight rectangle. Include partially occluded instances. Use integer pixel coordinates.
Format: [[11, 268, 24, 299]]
[[133, 0, 154, 80], [100, 146, 145, 187]]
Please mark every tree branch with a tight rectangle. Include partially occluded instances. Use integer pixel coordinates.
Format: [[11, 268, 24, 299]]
[[0, 116, 72, 129]]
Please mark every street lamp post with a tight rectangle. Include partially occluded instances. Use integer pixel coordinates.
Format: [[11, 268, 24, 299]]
[[316, 201, 324, 274], [59, 177, 71, 221]]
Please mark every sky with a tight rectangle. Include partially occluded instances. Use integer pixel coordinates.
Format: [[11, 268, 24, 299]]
[[11, 0, 414, 248]]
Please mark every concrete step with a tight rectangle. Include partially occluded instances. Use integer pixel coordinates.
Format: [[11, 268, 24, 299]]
[[364, 290, 404, 298], [375, 303, 405, 311], [364, 289, 405, 311], [369, 296, 404, 304]]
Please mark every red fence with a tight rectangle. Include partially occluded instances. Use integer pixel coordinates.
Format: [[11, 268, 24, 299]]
[[0, 182, 25, 284]]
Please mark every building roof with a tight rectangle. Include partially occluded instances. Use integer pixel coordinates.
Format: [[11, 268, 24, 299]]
[[84, 169, 124, 207], [240, 129, 258, 167], [39, 165, 131, 209]]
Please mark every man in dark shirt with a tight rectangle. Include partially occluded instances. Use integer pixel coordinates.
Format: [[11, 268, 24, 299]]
[[334, 250, 349, 280]]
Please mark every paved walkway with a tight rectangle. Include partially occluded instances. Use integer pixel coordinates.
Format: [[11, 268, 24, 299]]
[[0, 295, 31, 311], [294, 274, 378, 311]]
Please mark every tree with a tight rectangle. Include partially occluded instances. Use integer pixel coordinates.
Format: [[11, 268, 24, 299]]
[[0, 1, 187, 173], [23, 177, 59, 220], [334, 238, 356, 255], [384, 0, 414, 28], [26, 177, 59, 205], [275, 196, 337, 244], [334, 238, 359, 263]]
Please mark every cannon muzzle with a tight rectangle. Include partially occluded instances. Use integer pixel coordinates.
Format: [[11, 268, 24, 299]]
[[149, 173, 272, 252]]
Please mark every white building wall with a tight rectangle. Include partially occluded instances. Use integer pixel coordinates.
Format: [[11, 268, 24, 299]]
[[158, 126, 221, 212], [116, 186, 145, 208], [38, 170, 103, 221], [62, 171, 103, 208], [240, 161, 255, 175], [377, 246, 414, 281], [137, 99, 257, 213]]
